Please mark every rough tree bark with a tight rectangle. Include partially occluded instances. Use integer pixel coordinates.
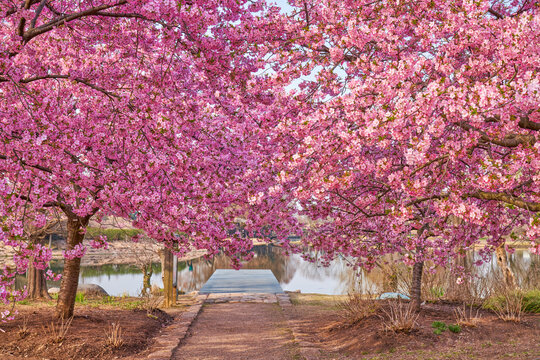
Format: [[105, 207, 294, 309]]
[[140, 263, 153, 296], [26, 256, 51, 300], [161, 248, 175, 307], [410, 261, 424, 311], [55, 215, 90, 319], [410, 225, 428, 311], [495, 244, 516, 288]]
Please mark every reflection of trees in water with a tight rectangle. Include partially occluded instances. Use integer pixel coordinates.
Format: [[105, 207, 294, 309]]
[[17, 247, 538, 295], [176, 245, 297, 292], [169, 247, 540, 295], [470, 250, 539, 290]]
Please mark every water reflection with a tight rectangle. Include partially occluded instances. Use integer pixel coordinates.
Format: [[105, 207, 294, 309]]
[[16, 245, 539, 297]]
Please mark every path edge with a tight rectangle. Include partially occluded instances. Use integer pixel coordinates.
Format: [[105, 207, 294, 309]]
[[143, 294, 208, 360], [277, 293, 322, 360]]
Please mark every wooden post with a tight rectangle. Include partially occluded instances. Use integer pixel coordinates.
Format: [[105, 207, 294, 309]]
[[161, 248, 175, 307]]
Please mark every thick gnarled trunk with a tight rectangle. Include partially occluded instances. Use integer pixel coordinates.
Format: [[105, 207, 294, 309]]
[[411, 261, 424, 311], [55, 215, 89, 319]]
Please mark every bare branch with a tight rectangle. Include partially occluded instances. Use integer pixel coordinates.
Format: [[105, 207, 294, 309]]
[[519, 115, 540, 131], [488, 8, 504, 19], [94, 11, 172, 29]]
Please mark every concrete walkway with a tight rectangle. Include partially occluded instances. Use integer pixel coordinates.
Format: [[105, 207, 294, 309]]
[[144, 270, 320, 360]]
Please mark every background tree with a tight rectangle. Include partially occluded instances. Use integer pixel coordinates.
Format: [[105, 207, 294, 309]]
[[261, 0, 539, 307], [24, 213, 61, 300]]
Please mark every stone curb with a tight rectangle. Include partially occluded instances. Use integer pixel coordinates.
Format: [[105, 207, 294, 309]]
[[204, 292, 278, 304], [142, 294, 208, 360], [277, 293, 322, 360]]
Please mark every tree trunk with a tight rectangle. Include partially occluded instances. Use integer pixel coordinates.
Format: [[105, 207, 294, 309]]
[[141, 263, 153, 296], [495, 244, 516, 288], [161, 247, 175, 307], [411, 261, 424, 311], [26, 258, 51, 300], [55, 215, 89, 319]]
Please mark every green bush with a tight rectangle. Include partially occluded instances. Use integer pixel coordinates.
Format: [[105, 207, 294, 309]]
[[432, 321, 447, 334], [522, 289, 540, 313], [483, 289, 540, 314], [85, 228, 143, 241], [448, 324, 462, 333]]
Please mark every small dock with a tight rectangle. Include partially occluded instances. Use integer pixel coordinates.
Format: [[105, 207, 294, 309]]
[[199, 269, 284, 294]]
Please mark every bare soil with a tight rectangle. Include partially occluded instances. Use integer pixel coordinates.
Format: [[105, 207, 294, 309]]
[[289, 294, 540, 359], [0, 302, 173, 360], [2, 295, 539, 360]]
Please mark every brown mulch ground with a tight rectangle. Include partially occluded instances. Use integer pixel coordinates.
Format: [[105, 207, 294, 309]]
[[3, 295, 540, 360], [0, 304, 173, 360], [288, 295, 540, 359]]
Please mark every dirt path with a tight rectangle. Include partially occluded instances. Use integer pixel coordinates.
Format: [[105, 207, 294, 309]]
[[172, 302, 299, 360]]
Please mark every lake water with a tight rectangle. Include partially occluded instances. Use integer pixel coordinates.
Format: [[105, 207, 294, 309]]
[[41, 245, 540, 297]]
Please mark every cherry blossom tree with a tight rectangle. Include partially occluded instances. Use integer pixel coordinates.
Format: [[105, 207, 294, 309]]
[[0, 0, 291, 319], [263, 0, 539, 308]]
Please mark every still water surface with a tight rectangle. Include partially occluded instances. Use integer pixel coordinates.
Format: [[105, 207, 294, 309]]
[[45, 245, 539, 297]]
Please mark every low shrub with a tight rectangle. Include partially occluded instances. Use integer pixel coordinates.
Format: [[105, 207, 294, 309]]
[[448, 324, 462, 333], [337, 293, 380, 325], [522, 289, 540, 313], [431, 321, 447, 335], [380, 300, 418, 333], [483, 290, 523, 322], [454, 303, 481, 327]]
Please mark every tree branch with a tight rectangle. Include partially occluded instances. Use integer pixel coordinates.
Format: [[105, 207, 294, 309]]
[[467, 191, 540, 212], [22, 1, 128, 42], [458, 122, 536, 147], [19, 74, 120, 99], [29, 0, 47, 29], [0, 153, 53, 173]]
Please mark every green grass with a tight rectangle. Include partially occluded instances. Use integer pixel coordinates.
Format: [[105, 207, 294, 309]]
[[16, 293, 144, 311], [75, 292, 86, 303], [522, 289, 540, 313], [84, 227, 143, 241], [289, 293, 347, 308], [483, 289, 540, 313]]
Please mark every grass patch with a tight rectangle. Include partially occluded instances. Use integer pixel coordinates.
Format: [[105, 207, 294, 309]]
[[483, 289, 540, 314], [522, 289, 540, 313], [16, 294, 145, 311], [75, 292, 86, 303], [289, 293, 347, 308]]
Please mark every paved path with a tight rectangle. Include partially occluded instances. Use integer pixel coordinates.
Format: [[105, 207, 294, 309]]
[[172, 302, 298, 360], [199, 269, 284, 294]]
